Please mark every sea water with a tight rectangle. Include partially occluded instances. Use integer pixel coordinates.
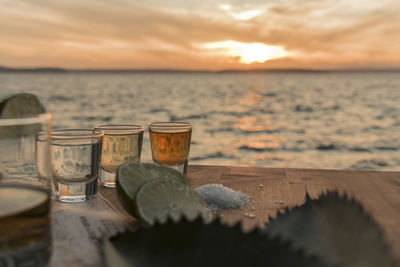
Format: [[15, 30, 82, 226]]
[[1, 71, 399, 171]]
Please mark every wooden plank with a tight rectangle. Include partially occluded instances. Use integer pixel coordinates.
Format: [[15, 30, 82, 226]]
[[190, 166, 400, 263], [98, 186, 137, 224], [285, 168, 400, 264], [188, 165, 304, 231], [100, 165, 400, 263]]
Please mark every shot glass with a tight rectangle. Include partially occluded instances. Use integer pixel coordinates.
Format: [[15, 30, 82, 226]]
[[51, 129, 103, 202], [148, 122, 192, 175], [94, 124, 144, 187]]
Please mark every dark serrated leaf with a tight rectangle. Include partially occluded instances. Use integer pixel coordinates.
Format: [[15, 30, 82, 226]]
[[265, 191, 396, 267], [103, 216, 334, 267]]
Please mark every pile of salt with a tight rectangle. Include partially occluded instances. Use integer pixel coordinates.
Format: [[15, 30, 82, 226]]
[[195, 184, 249, 211]]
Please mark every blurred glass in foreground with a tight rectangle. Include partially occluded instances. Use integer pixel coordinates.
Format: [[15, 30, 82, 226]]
[[0, 113, 52, 266]]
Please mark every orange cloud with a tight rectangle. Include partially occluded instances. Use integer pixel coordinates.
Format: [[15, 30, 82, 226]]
[[0, 0, 399, 70]]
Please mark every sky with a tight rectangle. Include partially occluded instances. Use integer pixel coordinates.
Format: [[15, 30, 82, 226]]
[[1, 0, 400, 70]]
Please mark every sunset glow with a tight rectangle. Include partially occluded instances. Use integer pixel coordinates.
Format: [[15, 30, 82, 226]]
[[0, 0, 399, 70], [202, 41, 291, 64]]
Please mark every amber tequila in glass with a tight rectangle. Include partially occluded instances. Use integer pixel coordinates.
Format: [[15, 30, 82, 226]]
[[149, 122, 192, 174], [95, 125, 144, 187]]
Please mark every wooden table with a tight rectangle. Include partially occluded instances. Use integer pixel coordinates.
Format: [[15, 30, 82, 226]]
[[101, 165, 400, 264]]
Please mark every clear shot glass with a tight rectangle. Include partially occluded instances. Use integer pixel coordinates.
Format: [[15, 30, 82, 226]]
[[94, 124, 144, 187], [148, 122, 193, 175], [51, 129, 103, 202]]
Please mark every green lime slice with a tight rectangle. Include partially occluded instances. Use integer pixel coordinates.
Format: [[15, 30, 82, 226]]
[[135, 179, 213, 225], [0, 93, 47, 138], [116, 163, 189, 217], [0, 93, 46, 118]]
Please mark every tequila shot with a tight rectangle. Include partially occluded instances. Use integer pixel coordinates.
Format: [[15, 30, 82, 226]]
[[51, 129, 103, 202], [149, 122, 192, 175], [94, 124, 144, 187]]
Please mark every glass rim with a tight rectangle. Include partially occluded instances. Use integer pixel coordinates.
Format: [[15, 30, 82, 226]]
[[36, 130, 50, 142], [95, 124, 144, 135], [148, 121, 193, 129], [51, 129, 103, 140], [0, 113, 52, 126]]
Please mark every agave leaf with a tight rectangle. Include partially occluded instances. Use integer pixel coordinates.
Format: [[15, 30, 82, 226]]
[[103, 238, 131, 267], [103, 216, 334, 267], [265, 191, 396, 267]]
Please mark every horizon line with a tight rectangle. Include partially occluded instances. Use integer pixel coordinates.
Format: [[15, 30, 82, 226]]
[[1, 65, 400, 74]]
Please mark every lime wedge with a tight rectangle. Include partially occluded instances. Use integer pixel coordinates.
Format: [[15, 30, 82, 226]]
[[0, 93, 46, 118], [135, 179, 213, 225], [0, 93, 46, 138], [116, 163, 189, 217]]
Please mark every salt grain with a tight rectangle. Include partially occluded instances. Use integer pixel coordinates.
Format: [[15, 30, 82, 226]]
[[244, 213, 256, 219], [248, 213, 256, 218], [274, 200, 285, 205], [195, 184, 249, 211]]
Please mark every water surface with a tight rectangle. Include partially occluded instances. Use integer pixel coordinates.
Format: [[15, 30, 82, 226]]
[[1, 72, 399, 171]]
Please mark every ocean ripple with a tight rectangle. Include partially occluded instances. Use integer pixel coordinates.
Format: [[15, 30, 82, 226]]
[[1, 71, 399, 170], [347, 159, 390, 170]]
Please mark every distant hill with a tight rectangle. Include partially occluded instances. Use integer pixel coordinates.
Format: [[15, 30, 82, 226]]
[[0, 66, 67, 73]]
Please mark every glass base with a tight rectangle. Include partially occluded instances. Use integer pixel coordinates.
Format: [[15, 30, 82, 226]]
[[154, 159, 188, 175], [55, 177, 98, 203], [100, 168, 116, 188]]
